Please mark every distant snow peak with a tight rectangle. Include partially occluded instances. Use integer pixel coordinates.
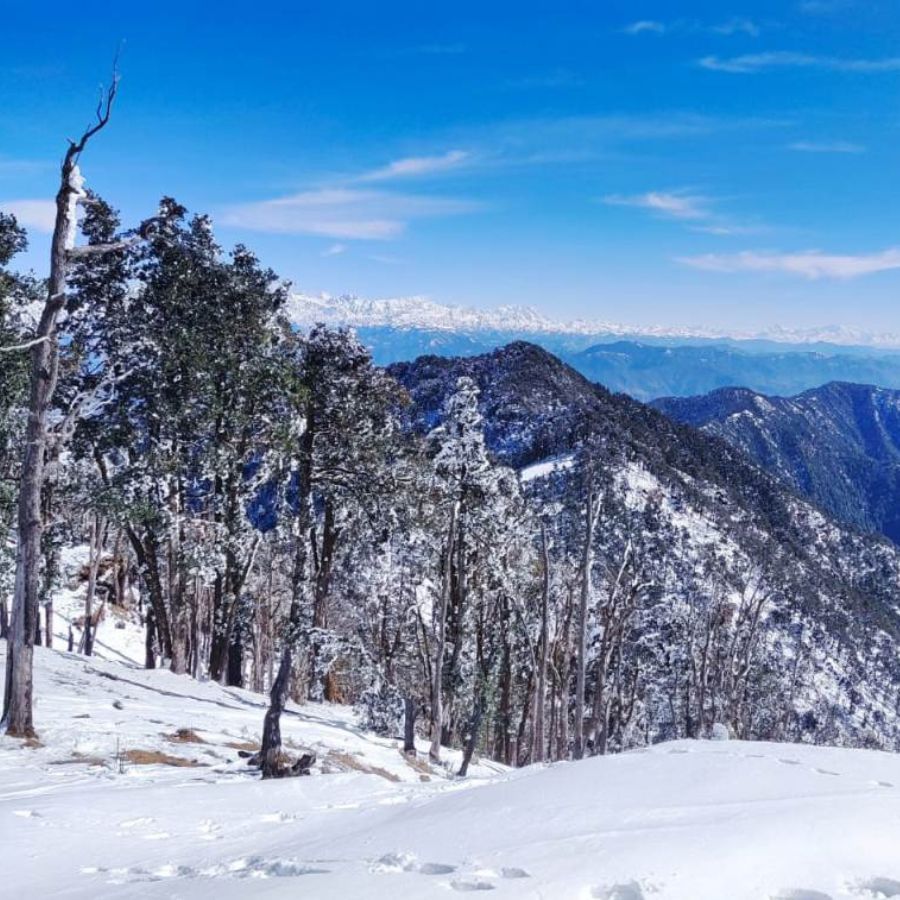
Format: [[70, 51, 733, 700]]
[[286, 292, 900, 349], [286, 292, 560, 333]]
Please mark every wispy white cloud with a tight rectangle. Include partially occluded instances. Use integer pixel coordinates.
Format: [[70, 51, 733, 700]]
[[711, 17, 762, 37], [0, 198, 56, 232], [623, 20, 666, 35], [449, 112, 787, 171], [624, 17, 761, 37], [678, 248, 900, 279], [321, 242, 347, 257], [602, 190, 712, 221], [788, 140, 865, 153], [222, 188, 480, 240], [700, 51, 900, 73], [691, 223, 763, 236], [356, 150, 470, 183], [602, 189, 763, 236], [797, 0, 850, 14]]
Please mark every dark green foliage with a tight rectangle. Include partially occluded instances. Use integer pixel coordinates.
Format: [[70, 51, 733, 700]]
[[0, 213, 35, 595]]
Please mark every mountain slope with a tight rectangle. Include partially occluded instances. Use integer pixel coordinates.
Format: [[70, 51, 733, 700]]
[[654, 382, 900, 544], [568, 341, 900, 401], [391, 343, 900, 750], [5, 645, 900, 900]]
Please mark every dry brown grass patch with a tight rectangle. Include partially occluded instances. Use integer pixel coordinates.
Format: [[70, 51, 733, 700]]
[[50, 753, 108, 768], [165, 728, 207, 744], [123, 749, 203, 767], [400, 749, 434, 778], [225, 739, 259, 752], [325, 749, 400, 782]]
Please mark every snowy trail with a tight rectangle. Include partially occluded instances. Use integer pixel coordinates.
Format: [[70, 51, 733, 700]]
[[4, 647, 900, 899]]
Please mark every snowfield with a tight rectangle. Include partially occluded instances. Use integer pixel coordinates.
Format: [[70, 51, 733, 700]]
[[3, 646, 900, 900]]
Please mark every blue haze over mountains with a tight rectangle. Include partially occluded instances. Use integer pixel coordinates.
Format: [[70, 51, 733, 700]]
[[355, 326, 900, 402]]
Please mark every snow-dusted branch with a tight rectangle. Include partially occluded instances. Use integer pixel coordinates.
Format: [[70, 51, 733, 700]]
[[0, 334, 51, 354]]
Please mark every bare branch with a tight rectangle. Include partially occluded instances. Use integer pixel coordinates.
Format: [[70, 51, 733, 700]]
[[66, 236, 140, 259], [67, 212, 172, 260], [66, 57, 120, 167], [0, 334, 51, 354], [50, 365, 136, 448]]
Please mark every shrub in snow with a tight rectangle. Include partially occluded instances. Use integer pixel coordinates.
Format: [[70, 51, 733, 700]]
[[356, 679, 404, 737], [708, 722, 730, 741]]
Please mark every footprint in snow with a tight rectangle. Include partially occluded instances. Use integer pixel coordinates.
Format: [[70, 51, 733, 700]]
[[109, 856, 330, 881], [771, 890, 832, 900], [238, 858, 329, 878], [259, 812, 296, 823], [149, 864, 196, 880], [197, 819, 222, 839], [873, 781, 894, 789], [591, 882, 646, 900], [813, 768, 840, 777], [370, 854, 456, 876], [777, 758, 802, 766], [370, 852, 418, 873], [450, 879, 496, 892], [118, 816, 155, 829], [418, 863, 457, 875], [854, 877, 900, 897], [501, 867, 530, 879]]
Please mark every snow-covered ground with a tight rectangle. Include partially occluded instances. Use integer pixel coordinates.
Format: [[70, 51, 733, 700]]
[[4, 645, 900, 900]]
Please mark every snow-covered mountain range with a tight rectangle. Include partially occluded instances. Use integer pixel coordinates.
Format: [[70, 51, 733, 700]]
[[287, 292, 900, 350], [287, 292, 900, 400]]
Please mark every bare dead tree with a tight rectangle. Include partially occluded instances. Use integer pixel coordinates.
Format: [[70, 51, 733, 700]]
[[2, 73, 122, 737]]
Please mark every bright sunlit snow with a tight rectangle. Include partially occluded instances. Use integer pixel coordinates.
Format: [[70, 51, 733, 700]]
[[3, 645, 899, 900]]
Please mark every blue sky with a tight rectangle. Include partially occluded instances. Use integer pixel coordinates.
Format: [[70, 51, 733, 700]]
[[2, 0, 900, 333]]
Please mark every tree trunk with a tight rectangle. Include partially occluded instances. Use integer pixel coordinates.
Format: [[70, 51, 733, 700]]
[[80, 514, 104, 656], [3, 159, 75, 737], [259, 414, 314, 777], [458, 692, 484, 778], [126, 527, 174, 662], [309, 499, 339, 700], [429, 501, 458, 763], [3, 76, 117, 738], [208, 573, 229, 682], [403, 697, 417, 755], [533, 523, 550, 763], [144, 606, 156, 669], [573, 487, 596, 760], [260, 643, 291, 778], [226, 616, 244, 688]]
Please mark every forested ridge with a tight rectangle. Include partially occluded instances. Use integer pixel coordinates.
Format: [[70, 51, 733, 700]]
[[655, 382, 900, 545], [3, 197, 900, 778]]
